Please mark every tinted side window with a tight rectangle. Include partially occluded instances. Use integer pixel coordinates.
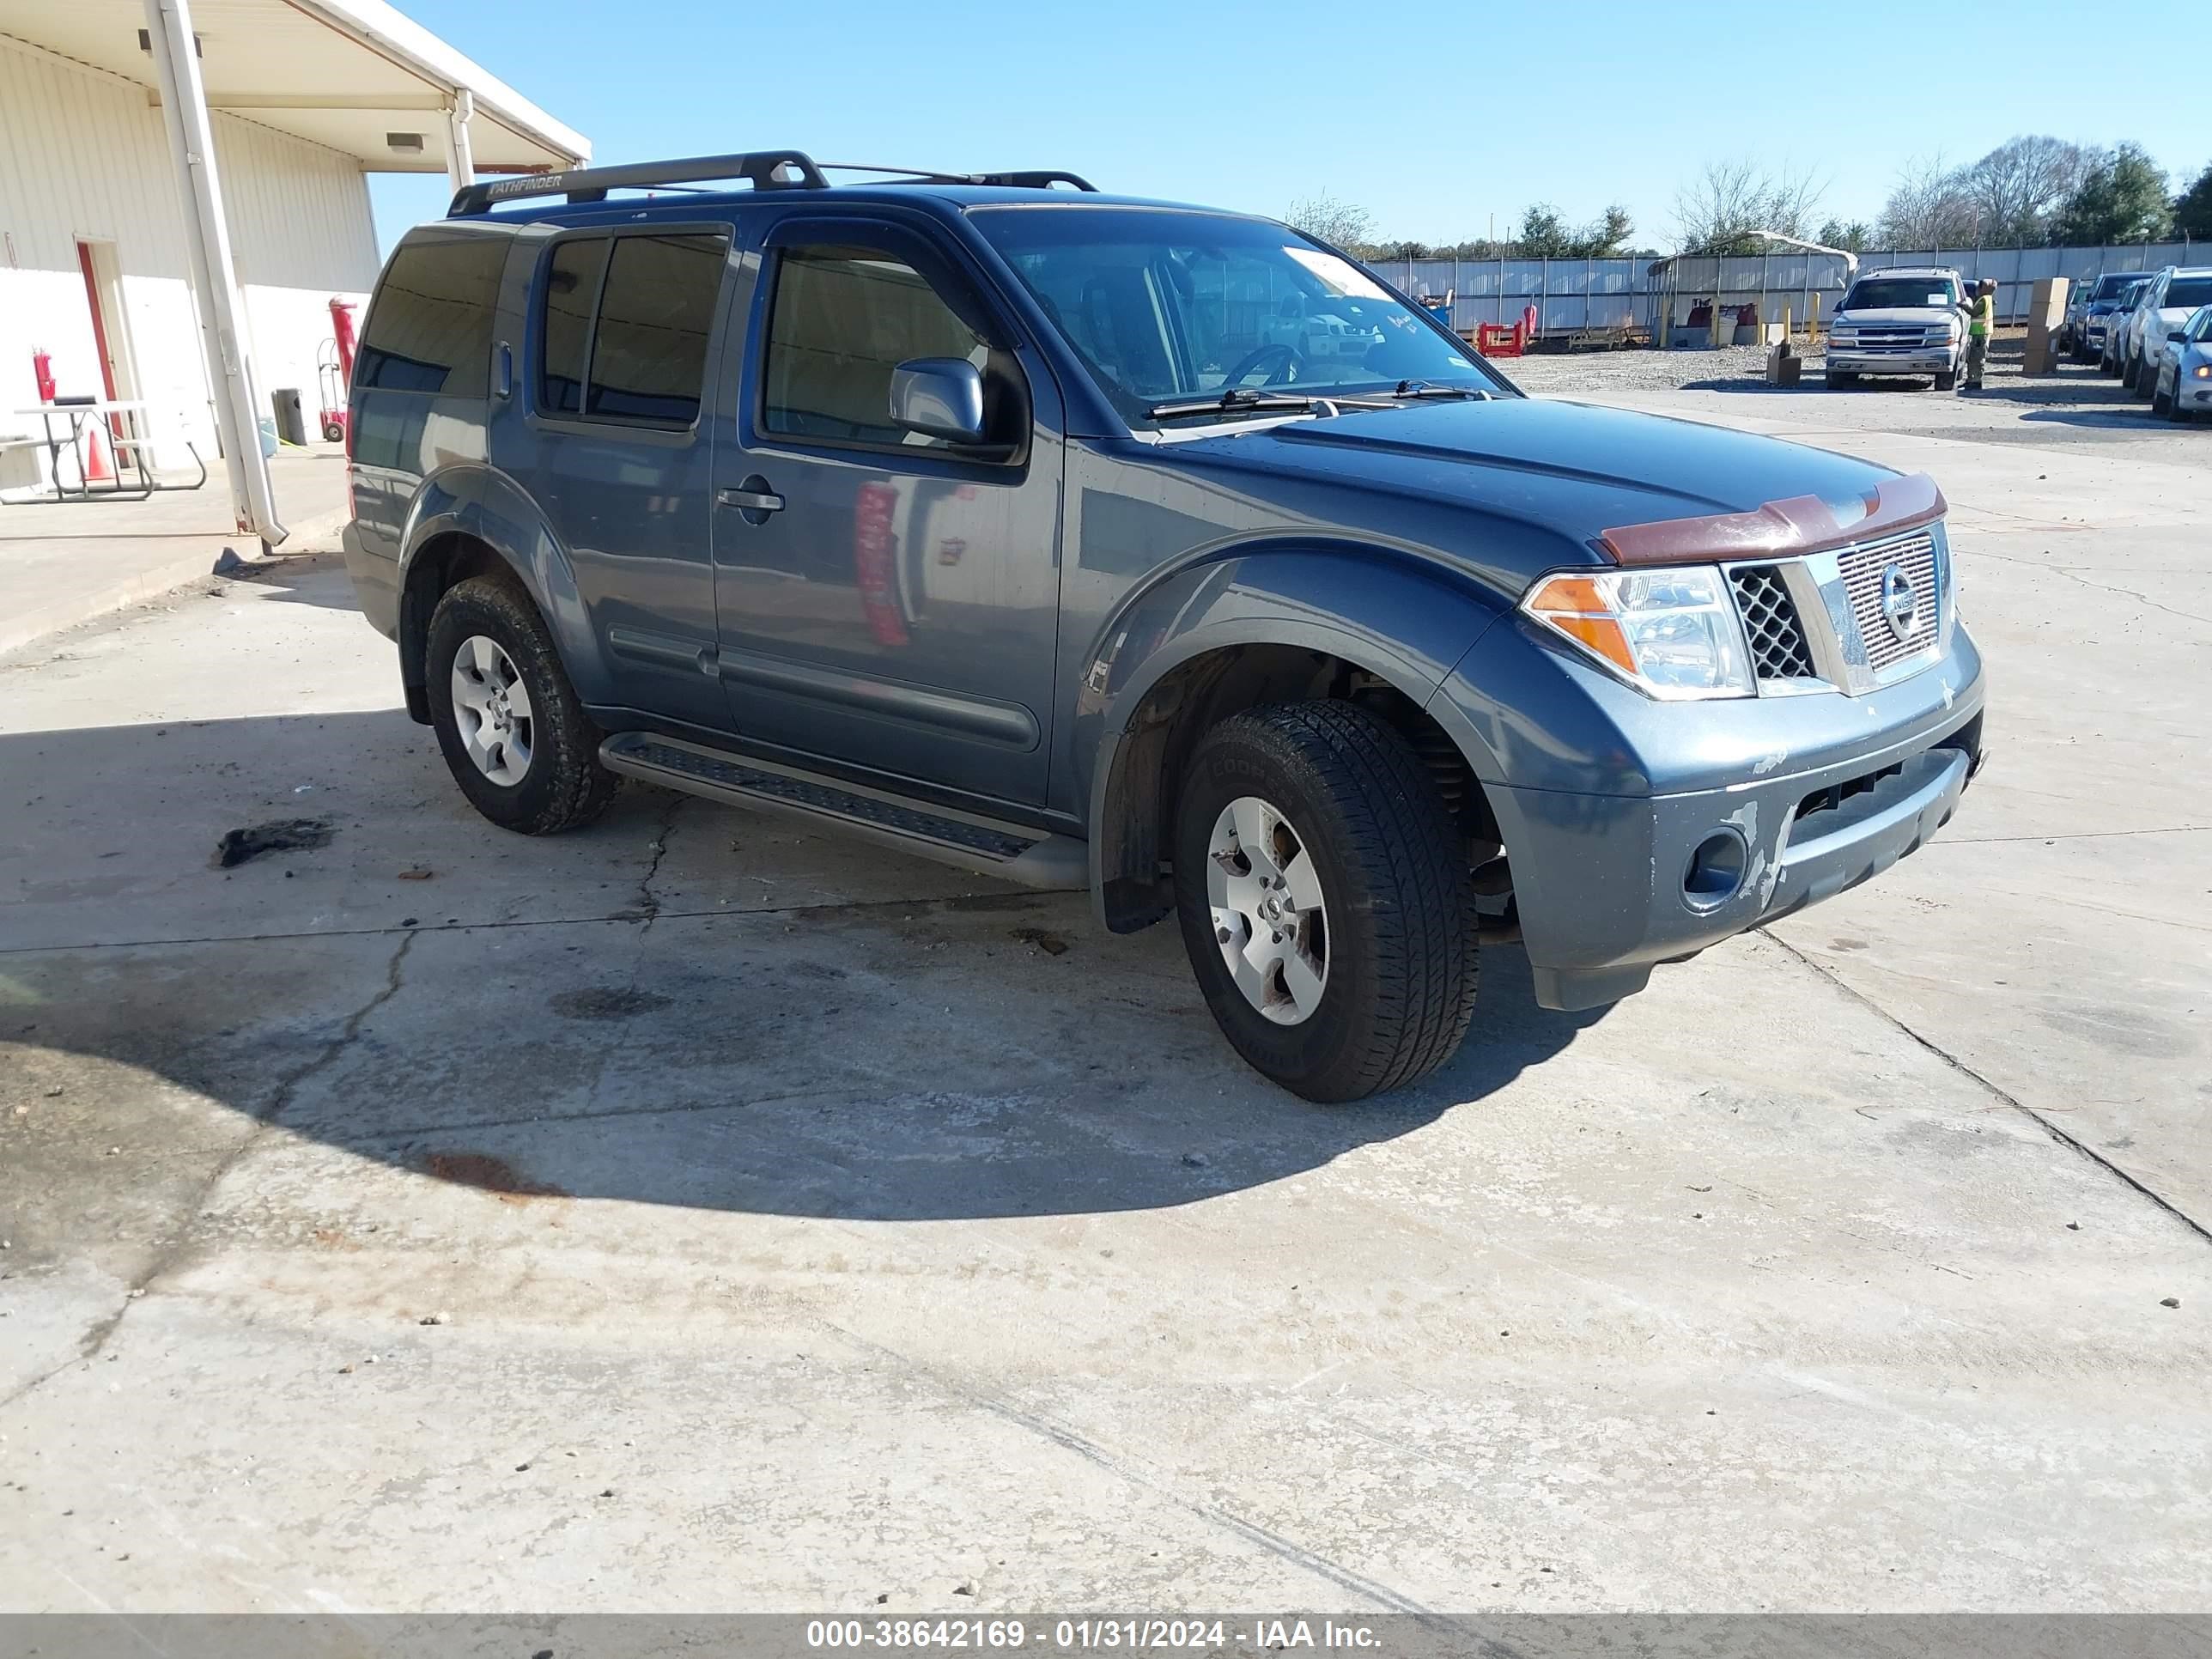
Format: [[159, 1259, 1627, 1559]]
[[540, 237, 605, 416], [358, 235, 507, 396], [763, 245, 986, 447], [584, 233, 727, 427]]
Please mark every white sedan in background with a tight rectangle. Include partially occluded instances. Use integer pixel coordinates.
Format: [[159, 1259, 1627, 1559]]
[[2151, 303, 2212, 423]]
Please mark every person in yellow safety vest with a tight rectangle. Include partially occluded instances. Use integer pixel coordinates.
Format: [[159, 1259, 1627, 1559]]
[[1960, 278, 1996, 392]]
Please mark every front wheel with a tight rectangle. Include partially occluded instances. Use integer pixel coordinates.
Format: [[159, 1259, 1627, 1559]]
[[1173, 702, 1478, 1103], [1936, 367, 1958, 392], [426, 574, 622, 835], [1825, 369, 1859, 389]]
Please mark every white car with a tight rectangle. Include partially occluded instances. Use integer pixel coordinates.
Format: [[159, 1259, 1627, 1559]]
[[2151, 303, 2212, 422], [1824, 267, 1967, 391], [2121, 266, 2212, 397]]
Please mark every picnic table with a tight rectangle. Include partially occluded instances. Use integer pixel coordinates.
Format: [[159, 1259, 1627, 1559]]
[[3, 400, 206, 502]]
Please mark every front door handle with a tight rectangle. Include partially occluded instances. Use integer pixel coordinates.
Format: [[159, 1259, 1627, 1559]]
[[718, 477, 785, 518]]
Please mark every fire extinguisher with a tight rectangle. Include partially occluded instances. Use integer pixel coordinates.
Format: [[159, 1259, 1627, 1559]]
[[32, 346, 56, 404]]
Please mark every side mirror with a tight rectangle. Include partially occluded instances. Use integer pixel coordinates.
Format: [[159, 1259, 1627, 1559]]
[[889, 358, 987, 446], [2169, 329, 2188, 343]]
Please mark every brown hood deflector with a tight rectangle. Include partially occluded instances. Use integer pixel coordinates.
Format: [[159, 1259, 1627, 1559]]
[[1596, 472, 1946, 566]]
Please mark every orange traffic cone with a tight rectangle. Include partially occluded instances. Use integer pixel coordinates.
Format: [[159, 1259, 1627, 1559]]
[[81, 418, 113, 484]]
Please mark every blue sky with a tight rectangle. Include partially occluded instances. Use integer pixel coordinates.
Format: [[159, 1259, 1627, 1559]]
[[368, 0, 2209, 253]]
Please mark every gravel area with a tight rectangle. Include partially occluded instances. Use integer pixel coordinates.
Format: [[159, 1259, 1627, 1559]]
[[1501, 343, 1778, 394]]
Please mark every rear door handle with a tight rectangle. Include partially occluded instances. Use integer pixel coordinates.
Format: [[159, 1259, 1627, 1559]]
[[718, 486, 784, 514]]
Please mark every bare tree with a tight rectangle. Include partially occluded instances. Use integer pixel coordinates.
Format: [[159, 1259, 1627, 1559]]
[[1671, 159, 1826, 254], [1877, 154, 1979, 250], [1285, 194, 1374, 252], [1955, 136, 2088, 246]]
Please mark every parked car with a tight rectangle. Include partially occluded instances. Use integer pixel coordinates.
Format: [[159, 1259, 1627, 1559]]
[[343, 151, 1987, 1101], [2151, 303, 2212, 422], [2120, 266, 2212, 396], [2067, 271, 2149, 363], [1824, 268, 1968, 391]]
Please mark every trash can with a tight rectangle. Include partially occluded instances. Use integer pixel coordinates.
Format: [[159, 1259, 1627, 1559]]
[[270, 387, 307, 447]]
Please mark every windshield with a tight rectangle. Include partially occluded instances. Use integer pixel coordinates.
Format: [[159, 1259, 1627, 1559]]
[[969, 207, 1506, 422], [2094, 274, 2146, 301], [1841, 276, 1960, 311], [2165, 276, 2212, 310]]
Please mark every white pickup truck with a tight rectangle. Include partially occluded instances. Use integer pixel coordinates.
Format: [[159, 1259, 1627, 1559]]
[[1825, 268, 1968, 392]]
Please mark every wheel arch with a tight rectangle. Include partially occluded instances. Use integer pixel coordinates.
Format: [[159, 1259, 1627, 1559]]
[[1073, 546, 1511, 933], [395, 465, 605, 725]]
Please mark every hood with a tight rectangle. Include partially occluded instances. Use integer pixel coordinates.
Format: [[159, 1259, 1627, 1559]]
[[1155, 398, 1899, 585], [1832, 307, 1954, 326]]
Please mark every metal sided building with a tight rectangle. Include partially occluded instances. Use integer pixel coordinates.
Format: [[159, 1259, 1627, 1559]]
[[0, 0, 586, 538]]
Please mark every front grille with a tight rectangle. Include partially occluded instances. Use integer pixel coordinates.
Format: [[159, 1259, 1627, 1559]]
[[1836, 530, 1940, 672], [1728, 564, 1818, 681]]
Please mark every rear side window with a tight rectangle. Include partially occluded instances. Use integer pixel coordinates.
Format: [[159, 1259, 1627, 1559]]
[[540, 237, 605, 416], [533, 230, 728, 428], [357, 235, 507, 396], [761, 244, 987, 447]]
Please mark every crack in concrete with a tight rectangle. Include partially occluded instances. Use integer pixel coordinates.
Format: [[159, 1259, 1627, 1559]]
[[0, 889, 1070, 959], [1760, 927, 2212, 1249], [822, 1322, 1445, 1620], [0, 929, 419, 1416], [1958, 548, 2212, 626], [1937, 824, 2209, 846], [631, 793, 687, 928]]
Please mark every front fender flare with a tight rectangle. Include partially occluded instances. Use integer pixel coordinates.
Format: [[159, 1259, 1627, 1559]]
[[1073, 547, 1508, 927]]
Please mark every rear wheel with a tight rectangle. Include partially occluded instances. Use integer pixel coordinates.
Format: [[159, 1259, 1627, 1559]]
[[426, 574, 622, 835], [1173, 702, 1478, 1103]]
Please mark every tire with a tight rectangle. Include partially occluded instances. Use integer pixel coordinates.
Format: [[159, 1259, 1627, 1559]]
[[1172, 702, 1478, 1103], [2153, 376, 2174, 418], [1825, 369, 1858, 389], [2130, 353, 2153, 398], [1936, 368, 1958, 392], [425, 574, 622, 835]]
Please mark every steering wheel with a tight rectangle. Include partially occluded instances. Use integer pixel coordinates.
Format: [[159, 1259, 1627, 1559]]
[[1218, 342, 1304, 390]]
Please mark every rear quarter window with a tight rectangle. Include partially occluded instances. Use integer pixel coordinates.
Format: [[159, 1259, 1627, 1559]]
[[357, 234, 507, 397]]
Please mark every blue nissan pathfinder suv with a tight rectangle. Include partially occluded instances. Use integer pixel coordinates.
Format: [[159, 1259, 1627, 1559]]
[[342, 151, 1986, 1101]]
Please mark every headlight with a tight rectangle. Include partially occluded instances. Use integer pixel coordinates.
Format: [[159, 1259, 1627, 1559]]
[[1522, 566, 1754, 700]]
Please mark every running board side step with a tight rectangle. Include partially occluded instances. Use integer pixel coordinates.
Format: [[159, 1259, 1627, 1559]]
[[599, 732, 1085, 891]]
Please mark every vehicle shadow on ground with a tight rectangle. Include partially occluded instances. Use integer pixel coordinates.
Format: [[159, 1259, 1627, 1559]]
[[1, 705, 1606, 1226]]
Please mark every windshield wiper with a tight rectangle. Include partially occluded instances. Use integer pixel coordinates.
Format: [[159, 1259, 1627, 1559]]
[[1389, 380, 1491, 401], [1146, 388, 1330, 421]]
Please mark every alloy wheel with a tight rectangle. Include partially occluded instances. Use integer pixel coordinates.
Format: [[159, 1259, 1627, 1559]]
[[1206, 795, 1329, 1026], [449, 634, 534, 786]]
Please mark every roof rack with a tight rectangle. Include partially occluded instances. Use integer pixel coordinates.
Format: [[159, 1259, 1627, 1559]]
[[447, 151, 1100, 216], [447, 149, 829, 216], [817, 164, 1097, 192]]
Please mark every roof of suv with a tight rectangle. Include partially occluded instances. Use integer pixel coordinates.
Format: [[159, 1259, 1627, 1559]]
[[442, 149, 1246, 229], [1856, 266, 1962, 280]]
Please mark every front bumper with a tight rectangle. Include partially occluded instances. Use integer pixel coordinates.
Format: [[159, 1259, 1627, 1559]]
[[2178, 377, 2212, 412], [1826, 348, 1956, 376], [1432, 619, 1987, 1012]]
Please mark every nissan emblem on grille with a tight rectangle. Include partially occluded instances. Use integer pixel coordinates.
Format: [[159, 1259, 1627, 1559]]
[[1838, 530, 1940, 673], [1880, 563, 1920, 643]]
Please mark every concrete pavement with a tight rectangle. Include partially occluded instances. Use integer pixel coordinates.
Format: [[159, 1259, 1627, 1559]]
[[1, 368, 2206, 1616], [0, 444, 349, 657]]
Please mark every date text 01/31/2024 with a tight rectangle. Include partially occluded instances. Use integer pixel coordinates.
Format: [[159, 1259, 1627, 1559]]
[[805, 1619, 1382, 1650]]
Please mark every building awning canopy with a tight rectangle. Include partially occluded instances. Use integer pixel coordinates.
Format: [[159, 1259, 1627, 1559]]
[[0, 0, 588, 173]]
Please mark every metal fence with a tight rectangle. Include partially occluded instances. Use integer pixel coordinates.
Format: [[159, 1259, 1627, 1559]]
[[1380, 240, 2205, 338]]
